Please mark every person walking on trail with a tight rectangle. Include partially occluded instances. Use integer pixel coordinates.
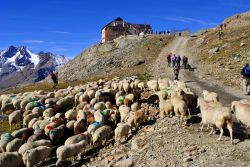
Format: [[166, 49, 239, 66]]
[[50, 71, 58, 89], [241, 63, 250, 95], [166, 53, 172, 67], [182, 56, 188, 69], [173, 64, 180, 80], [172, 54, 177, 67], [176, 55, 181, 66], [218, 31, 223, 40]]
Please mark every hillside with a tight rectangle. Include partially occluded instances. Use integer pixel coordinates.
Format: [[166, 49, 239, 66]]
[[59, 35, 173, 81], [187, 11, 250, 89]]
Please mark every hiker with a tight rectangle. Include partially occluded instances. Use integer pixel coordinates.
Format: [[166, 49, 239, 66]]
[[223, 23, 227, 29], [220, 23, 223, 30], [166, 53, 172, 67], [173, 64, 180, 80], [241, 63, 250, 95], [172, 54, 177, 67], [182, 56, 188, 69], [50, 71, 58, 89], [218, 31, 223, 40], [176, 55, 181, 66]]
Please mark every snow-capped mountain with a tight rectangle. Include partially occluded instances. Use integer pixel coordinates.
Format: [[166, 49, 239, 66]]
[[0, 46, 68, 90]]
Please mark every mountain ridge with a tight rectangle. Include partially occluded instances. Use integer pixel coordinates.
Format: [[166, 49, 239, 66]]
[[0, 46, 68, 90]]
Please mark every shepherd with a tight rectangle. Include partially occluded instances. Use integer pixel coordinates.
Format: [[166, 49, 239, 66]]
[[50, 71, 58, 89], [173, 64, 180, 80]]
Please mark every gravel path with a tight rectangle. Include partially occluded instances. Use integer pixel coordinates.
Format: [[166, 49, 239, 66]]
[[152, 36, 250, 106]]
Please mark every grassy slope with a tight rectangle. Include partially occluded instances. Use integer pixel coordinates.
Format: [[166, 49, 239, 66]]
[[188, 25, 250, 88]]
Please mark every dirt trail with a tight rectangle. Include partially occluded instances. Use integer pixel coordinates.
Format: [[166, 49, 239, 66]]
[[153, 36, 249, 106]]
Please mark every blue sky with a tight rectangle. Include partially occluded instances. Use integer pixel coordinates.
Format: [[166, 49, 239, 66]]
[[0, 0, 249, 59]]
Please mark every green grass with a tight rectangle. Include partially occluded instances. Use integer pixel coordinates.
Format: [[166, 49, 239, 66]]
[[0, 121, 22, 135]]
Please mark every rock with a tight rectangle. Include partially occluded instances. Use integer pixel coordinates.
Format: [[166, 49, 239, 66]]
[[208, 47, 219, 56], [183, 157, 193, 162], [128, 59, 145, 67], [106, 156, 113, 162], [114, 158, 133, 167], [131, 139, 139, 151], [240, 42, 246, 47]]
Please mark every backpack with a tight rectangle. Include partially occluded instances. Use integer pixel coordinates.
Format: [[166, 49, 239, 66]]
[[245, 66, 250, 76]]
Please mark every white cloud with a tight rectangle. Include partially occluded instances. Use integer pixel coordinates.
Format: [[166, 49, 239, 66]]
[[20, 40, 45, 44], [52, 47, 67, 52], [163, 16, 218, 26], [48, 31, 73, 35]]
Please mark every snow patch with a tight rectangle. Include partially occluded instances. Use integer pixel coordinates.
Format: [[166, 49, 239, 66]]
[[26, 49, 40, 67]]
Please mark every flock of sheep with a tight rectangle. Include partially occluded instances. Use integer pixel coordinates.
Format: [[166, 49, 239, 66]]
[[0, 76, 250, 167]]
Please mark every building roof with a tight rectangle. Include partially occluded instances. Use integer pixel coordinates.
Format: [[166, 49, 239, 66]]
[[102, 17, 124, 30], [102, 17, 151, 30]]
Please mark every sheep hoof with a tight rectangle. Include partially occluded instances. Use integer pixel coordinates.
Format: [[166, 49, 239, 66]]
[[216, 138, 222, 141]]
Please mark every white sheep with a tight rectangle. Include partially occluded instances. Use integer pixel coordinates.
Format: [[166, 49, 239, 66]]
[[65, 108, 77, 120], [28, 118, 39, 129], [94, 110, 105, 124], [116, 96, 124, 107], [202, 90, 219, 102], [9, 110, 22, 130], [158, 78, 170, 90], [198, 97, 233, 142], [0, 152, 23, 167], [0, 133, 13, 152], [92, 125, 112, 145], [6, 138, 23, 152], [18, 139, 52, 155], [147, 80, 158, 92], [231, 101, 250, 137], [22, 146, 51, 167], [23, 113, 39, 127], [77, 109, 86, 121], [94, 102, 106, 111], [56, 141, 86, 166], [159, 99, 173, 118], [87, 122, 102, 135], [170, 95, 188, 125], [125, 112, 136, 131], [119, 105, 130, 123], [122, 81, 130, 94], [1, 103, 15, 114], [43, 108, 55, 118], [115, 123, 130, 146], [12, 98, 22, 110], [64, 131, 90, 145], [137, 82, 145, 91]]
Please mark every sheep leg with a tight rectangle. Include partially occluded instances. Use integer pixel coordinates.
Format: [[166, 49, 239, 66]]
[[217, 127, 224, 141], [9, 123, 12, 131], [180, 114, 184, 126], [209, 126, 215, 135], [227, 122, 233, 144], [200, 122, 204, 131]]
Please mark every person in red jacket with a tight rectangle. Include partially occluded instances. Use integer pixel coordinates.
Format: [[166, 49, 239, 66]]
[[166, 53, 172, 67]]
